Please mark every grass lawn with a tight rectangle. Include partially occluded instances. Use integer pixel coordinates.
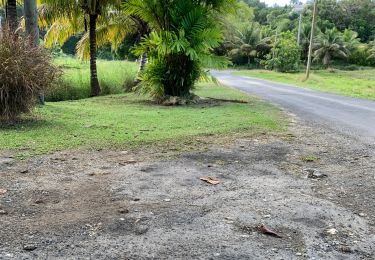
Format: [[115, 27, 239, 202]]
[[0, 83, 285, 158], [233, 69, 375, 100], [48, 57, 138, 101]]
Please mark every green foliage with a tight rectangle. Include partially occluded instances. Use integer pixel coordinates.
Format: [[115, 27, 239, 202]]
[[317, 0, 375, 42], [125, 0, 232, 98], [0, 83, 284, 157], [234, 69, 375, 100], [46, 57, 138, 101], [0, 30, 60, 121], [262, 32, 300, 72], [313, 28, 349, 66]]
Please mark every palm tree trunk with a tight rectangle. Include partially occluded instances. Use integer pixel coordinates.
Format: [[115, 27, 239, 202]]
[[24, 0, 39, 47], [133, 52, 148, 86], [89, 14, 101, 97], [139, 52, 148, 72], [24, 0, 44, 104], [6, 0, 17, 32]]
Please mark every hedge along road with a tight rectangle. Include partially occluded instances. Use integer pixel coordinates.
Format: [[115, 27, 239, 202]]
[[212, 71, 375, 145]]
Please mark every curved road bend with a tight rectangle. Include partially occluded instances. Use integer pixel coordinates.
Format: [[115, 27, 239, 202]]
[[212, 71, 375, 145]]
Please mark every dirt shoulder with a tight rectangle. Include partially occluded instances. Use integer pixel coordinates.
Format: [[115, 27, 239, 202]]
[[0, 116, 374, 259]]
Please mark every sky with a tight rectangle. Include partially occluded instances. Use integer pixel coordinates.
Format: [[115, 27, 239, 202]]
[[264, 0, 306, 7]]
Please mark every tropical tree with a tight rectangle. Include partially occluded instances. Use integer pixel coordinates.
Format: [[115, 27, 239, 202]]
[[124, 0, 234, 98], [229, 23, 263, 67], [368, 41, 375, 60], [0, 0, 18, 31], [342, 29, 360, 53], [313, 28, 349, 66], [24, 0, 39, 46], [262, 31, 300, 72], [40, 0, 121, 96]]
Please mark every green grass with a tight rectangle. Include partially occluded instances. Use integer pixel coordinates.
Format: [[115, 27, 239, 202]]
[[0, 83, 285, 158], [233, 69, 375, 100], [47, 57, 138, 101]]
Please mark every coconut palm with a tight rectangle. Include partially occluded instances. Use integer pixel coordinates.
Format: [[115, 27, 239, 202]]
[[229, 23, 263, 67], [313, 28, 349, 66], [40, 0, 121, 96], [342, 29, 360, 53], [123, 0, 234, 98]]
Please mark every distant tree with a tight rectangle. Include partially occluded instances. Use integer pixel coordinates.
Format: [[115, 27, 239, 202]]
[[229, 23, 263, 67], [262, 31, 300, 72], [313, 28, 349, 66], [40, 0, 121, 97]]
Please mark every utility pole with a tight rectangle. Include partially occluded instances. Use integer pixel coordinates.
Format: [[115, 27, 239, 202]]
[[305, 0, 318, 81], [293, 4, 304, 46], [297, 12, 302, 46]]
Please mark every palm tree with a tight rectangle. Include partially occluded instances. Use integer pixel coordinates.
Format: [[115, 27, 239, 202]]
[[229, 23, 263, 67], [124, 0, 234, 98], [40, 0, 121, 96], [342, 29, 360, 53], [1, 0, 17, 31], [24, 0, 39, 46], [313, 28, 349, 67]]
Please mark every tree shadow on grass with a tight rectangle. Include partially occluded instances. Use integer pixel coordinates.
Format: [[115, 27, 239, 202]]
[[0, 117, 53, 130]]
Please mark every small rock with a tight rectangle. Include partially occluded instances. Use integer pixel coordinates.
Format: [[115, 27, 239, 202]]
[[118, 208, 129, 214], [358, 212, 367, 217], [163, 199, 171, 202], [0, 209, 8, 215], [134, 225, 149, 235], [306, 169, 327, 179], [326, 228, 338, 235], [20, 169, 29, 174], [296, 252, 302, 256], [34, 199, 44, 204], [337, 245, 352, 253], [132, 198, 140, 202], [23, 244, 37, 251]]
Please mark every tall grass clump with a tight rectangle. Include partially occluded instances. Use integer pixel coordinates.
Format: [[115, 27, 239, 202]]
[[0, 30, 60, 121], [46, 57, 138, 101]]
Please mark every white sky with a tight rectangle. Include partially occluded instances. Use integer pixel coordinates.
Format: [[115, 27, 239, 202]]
[[264, 0, 306, 6]]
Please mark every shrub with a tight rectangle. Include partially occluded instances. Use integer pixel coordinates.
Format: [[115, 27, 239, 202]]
[[262, 32, 301, 72], [0, 30, 60, 121]]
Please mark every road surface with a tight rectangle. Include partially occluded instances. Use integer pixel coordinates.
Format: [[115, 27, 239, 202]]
[[212, 71, 375, 144]]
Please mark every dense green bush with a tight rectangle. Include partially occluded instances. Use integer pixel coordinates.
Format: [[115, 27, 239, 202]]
[[0, 31, 60, 120], [262, 32, 300, 72]]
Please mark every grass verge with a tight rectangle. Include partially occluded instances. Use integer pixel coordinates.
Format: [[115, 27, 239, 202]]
[[233, 69, 375, 100], [0, 83, 285, 158], [47, 57, 138, 101]]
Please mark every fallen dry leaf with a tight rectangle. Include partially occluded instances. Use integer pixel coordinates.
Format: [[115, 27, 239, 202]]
[[258, 224, 283, 238], [0, 189, 7, 195], [200, 176, 220, 185]]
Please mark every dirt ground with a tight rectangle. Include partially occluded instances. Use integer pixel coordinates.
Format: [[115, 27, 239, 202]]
[[0, 114, 374, 260]]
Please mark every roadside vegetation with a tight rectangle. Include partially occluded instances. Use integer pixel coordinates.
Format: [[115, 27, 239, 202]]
[[234, 69, 375, 100], [49, 57, 138, 101], [0, 82, 284, 158], [1, 0, 374, 157]]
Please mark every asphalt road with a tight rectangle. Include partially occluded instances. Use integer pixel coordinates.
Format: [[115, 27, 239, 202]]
[[212, 71, 375, 144]]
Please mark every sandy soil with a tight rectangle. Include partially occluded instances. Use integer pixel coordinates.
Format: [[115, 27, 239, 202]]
[[0, 116, 374, 259]]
